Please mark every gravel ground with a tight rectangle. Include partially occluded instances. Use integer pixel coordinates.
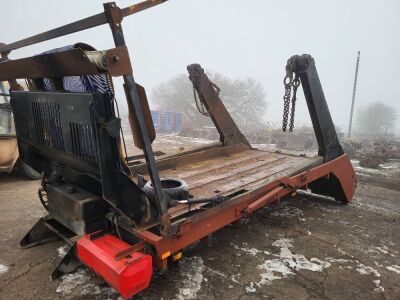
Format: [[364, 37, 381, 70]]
[[0, 158, 399, 300]]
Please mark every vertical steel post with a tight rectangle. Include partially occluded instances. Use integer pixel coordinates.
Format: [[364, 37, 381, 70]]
[[347, 51, 360, 139], [103, 2, 171, 234], [293, 55, 344, 162]]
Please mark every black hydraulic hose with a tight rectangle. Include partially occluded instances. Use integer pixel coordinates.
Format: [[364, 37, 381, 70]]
[[169, 196, 227, 207]]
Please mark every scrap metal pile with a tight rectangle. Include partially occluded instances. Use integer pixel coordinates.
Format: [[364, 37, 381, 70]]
[[358, 142, 400, 168]]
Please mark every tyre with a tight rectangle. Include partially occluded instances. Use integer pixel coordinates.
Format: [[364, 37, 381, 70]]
[[143, 177, 189, 201], [19, 160, 41, 180]]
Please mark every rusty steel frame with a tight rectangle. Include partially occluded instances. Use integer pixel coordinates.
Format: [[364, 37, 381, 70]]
[[0, 0, 168, 55], [3, 0, 357, 277], [122, 154, 355, 267], [187, 64, 250, 147], [0, 46, 132, 81], [1, 0, 171, 232]]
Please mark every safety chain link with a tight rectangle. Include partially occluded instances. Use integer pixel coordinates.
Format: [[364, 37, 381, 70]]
[[193, 81, 220, 116], [282, 57, 301, 132]]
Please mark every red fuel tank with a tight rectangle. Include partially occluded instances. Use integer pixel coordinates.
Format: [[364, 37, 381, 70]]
[[77, 233, 152, 299]]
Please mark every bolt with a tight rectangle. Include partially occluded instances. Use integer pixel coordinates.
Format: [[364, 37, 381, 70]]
[[116, 23, 120, 27], [66, 185, 76, 193], [111, 3, 115, 8], [113, 55, 120, 63]]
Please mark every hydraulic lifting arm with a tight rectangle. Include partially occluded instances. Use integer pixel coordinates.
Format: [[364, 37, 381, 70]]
[[289, 55, 344, 162], [187, 64, 250, 147]]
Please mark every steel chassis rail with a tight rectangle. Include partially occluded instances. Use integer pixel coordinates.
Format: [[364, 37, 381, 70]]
[[124, 155, 355, 267]]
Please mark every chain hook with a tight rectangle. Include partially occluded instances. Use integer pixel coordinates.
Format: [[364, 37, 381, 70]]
[[282, 57, 301, 132]]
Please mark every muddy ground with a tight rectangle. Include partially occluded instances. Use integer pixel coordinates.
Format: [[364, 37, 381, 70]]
[[0, 139, 399, 299]]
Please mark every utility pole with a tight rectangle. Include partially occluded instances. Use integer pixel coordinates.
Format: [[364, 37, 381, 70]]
[[347, 50, 360, 139]]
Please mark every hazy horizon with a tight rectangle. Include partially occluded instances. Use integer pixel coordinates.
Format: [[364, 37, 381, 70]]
[[1, 0, 399, 133]]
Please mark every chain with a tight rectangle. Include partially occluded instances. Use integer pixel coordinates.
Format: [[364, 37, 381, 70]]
[[289, 76, 300, 131], [282, 57, 301, 132], [193, 81, 220, 117]]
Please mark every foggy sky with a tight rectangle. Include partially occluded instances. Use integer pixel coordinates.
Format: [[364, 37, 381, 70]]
[[1, 0, 399, 132]]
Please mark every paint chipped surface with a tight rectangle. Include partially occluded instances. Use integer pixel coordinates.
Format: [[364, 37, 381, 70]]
[[0, 264, 9, 274], [175, 256, 205, 300]]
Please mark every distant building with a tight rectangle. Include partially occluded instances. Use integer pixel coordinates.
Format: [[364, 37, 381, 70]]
[[151, 111, 183, 133]]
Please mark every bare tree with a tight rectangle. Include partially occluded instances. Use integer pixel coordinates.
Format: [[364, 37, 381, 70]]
[[356, 101, 398, 136], [151, 72, 267, 132]]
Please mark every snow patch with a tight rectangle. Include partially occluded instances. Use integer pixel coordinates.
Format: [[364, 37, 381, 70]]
[[175, 256, 205, 300], [205, 267, 228, 279], [376, 245, 389, 254], [270, 204, 305, 222], [231, 242, 270, 256], [373, 279, 385, 293], [56, 268, 118, 298], [354, 159, 400, 177], [0, 264, 9, 274], [386, 265, 400, 274], [57, 244, 70, 258], [355, 263, 384, 292], [231, 273, 241, 284], [325, 257, 353, 264], [255, 238, 330, 286], [356, 264, 381, 277], [245, 282, 257, 293]]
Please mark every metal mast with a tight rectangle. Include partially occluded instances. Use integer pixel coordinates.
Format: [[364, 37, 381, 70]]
[[347, 50, 360, 138]]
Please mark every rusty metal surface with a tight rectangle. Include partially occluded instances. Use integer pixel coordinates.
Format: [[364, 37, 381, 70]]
[[121, 0, 168, 17], [114, 240, 146, 260], [103, 2, 171, 233], [0, 49, 99, 80], [125, 154, 355, 264], [0, 137, 19, 173], [0, 47, 132, 81], [125, 83, 156, 150], [0, 0, 168, 54], [129, 143, 249, 175], [163, 150, 322, 218], [187, 64, 250, 147], [105, 46, 133, 76]]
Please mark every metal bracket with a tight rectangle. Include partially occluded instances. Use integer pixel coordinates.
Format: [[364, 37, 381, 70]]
[[278, 177, 298, 189], [20, 217, 61, 248], [104, 2, 171, 234], [51, 244, 82, 280]]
